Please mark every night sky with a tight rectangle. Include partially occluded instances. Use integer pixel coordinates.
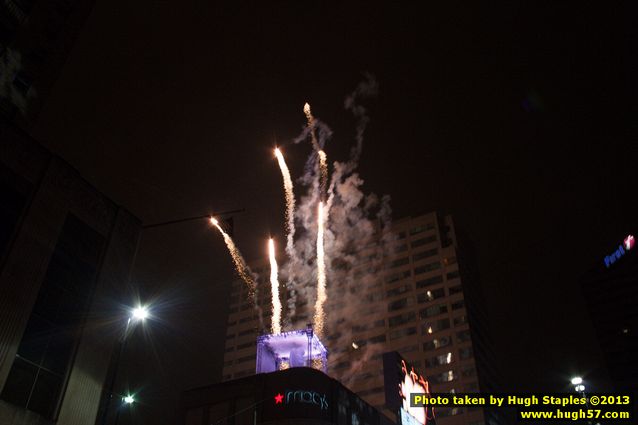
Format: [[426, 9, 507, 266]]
[[28, 2, 636, 424]]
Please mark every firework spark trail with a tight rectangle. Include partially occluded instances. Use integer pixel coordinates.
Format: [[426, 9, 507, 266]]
[[274, 148, 296, 257], [268, 238, 282, 334], [210, 217, 256, 295], [313, 201, 327, 337], [303, 102, 329, 198]]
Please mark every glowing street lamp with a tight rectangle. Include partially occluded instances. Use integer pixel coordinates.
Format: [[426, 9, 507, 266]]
[[571, 376, 586, 393], [132, 306, 149, 321], [100, 304, 152, 425]]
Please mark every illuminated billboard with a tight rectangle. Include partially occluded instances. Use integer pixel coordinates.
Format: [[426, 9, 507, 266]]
[[383, 351, 436, 425]]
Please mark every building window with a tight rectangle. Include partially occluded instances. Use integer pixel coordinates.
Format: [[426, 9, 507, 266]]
[[425, 352, 453, 367], [397, 344, 419, 353], [414, 261, 441, 275], [453, 315, 468, 326], [411, 235, 437, 247], [412, 248, 438, 262], [448, 285, 462, 295], [387, 284, 412, 298], [461, 365, 476, 378], [237, 342, 253, 350], [365, 291, 384, 302], [459, 347, 473, 360], [388, 311, 416, 328], [385, 270, 411, 283], [238, 329, 254, 336], [419, 303, 448, 319], [0, 215, 104, 420], [446, 271, 460, 280], [442, 256, 457, 266], [430, 370, 455, 384], [451, 299, 465, 310], [416, 275, 443, 289], [409, 223, 434, 235], [422, 318, 450, 335], [417, 288, 445, 303], [389, 326, 417, 340], [423, 336, 452, 351], [388, 256, 409, 269], [456, 330, 471, 342], [237, 355, 253, 364], [387, 297, 415, 312], [368, 334, 387, 344], [394, 244, 408, 253]]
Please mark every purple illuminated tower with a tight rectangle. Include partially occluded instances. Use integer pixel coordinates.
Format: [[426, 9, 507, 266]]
[[256, 324, 328, 374]]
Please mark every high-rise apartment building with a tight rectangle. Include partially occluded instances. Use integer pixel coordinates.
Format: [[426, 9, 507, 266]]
[[222, 212, 501, 425]]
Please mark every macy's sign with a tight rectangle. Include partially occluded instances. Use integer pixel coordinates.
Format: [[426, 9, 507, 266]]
[[274, 390, 329, 410]]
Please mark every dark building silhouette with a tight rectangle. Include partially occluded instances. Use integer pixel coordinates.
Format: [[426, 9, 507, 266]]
[[0, 0, 96, 128], [181, 367, 395, 425], [580, 235, 637, 395], [0, 121, 141, 424]]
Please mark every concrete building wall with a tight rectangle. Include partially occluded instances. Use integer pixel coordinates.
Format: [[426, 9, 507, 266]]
[[0, 120, 141, 424]]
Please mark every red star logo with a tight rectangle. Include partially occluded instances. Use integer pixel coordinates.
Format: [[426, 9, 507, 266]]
[[274, 393, 284, 404]]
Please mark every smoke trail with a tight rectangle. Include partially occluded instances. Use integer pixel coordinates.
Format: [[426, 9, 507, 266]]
[[268, 238, 282, 334], [303, 102, 329, 198], [274, 148, 296, 257], [313, 201, 327, 337], [343, 73, 378, 166]]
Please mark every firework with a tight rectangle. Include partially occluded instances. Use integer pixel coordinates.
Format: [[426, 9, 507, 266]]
[[313, 201, 327, 336], [210, 217, 255, 294], [274, 148, 296, 257], [268, 238, 282, 334], [303, 102, 329, 197]]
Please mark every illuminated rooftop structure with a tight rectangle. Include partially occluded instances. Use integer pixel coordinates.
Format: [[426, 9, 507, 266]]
[[256, 324, 328, 374]]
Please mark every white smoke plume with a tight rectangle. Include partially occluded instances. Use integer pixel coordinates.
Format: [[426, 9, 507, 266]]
[[281, 74, 393, 383]]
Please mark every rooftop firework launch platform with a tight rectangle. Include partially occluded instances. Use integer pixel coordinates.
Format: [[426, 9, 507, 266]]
[[256, 326, 328, 374]]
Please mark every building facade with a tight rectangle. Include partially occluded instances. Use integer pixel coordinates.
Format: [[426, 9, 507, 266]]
[[0, 120, 141, 425], [221, 212, 501, 425], [181, 366, 395, 425], [0, 0, 96, 128], [580, 234, 637, 395]]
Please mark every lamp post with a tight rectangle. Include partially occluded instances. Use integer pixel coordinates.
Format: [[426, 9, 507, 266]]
[[113, 394, 136, 425], [571, 376, 586, 395], [99, 305, 149, 425]]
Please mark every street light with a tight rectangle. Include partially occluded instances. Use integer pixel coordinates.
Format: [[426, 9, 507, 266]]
[[132, 306, 149, 321], [571, 376, 586, 394], [99, 305, 151, 425]]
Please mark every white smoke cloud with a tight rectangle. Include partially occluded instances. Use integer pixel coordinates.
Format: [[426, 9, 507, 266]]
[[280, 74, 393, 381]]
